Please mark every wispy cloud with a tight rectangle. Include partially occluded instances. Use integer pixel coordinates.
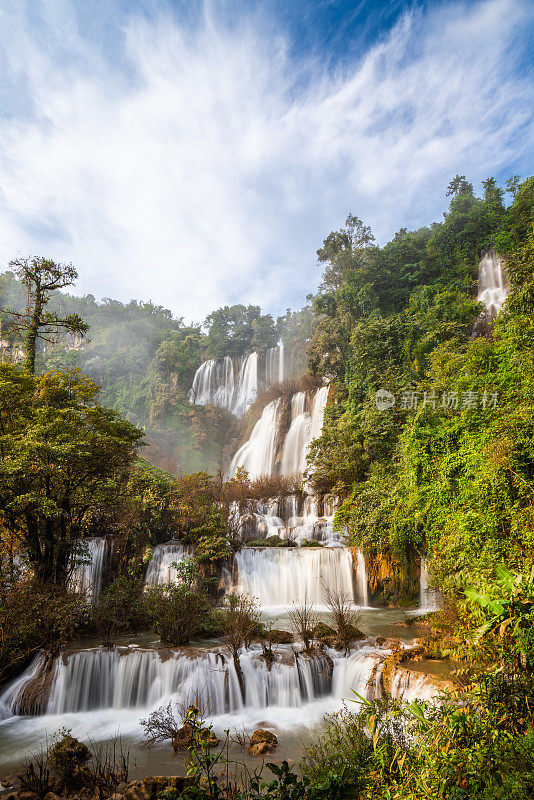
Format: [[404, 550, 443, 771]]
[[0, 0, 532, 320]]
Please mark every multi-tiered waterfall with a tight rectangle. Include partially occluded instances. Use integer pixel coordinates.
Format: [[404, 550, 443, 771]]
[[189, 345, 285, 418]]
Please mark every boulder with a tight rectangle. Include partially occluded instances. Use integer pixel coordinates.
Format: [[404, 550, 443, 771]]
[[247, 729, 278, 756], [312, 622, 335, 640], [48, 734, 91, 772], [171, 723, 219, 752], [267, 629, 293, 644]]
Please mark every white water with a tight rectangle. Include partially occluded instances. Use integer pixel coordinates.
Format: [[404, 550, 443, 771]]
[[234, 547, 355, 608], [144, 543, 190, 587], [477, 249, 508, 316], [332, 646, 440, 704], [280, 393, 310, 475], [69, 538, 106, 601], [418, 558, 441, 613], [189, 346, 286, 418], [0, 638, 446, 775], [229, 399, 281, 479], [0, 645, 331, 720]]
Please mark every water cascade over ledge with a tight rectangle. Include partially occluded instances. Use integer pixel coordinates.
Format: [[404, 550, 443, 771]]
[[234, 547, 355, 608]]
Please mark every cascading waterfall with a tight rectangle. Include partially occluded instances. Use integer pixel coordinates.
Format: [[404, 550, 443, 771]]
[[419, 558, 440, 613], [189, 345, 286, 418], [1, 645, 332, 719], [233, 352, 259, 417], [69, 538, 106, 601], [229, 385, 329, 481], [280, 393, 310, 475], [234, 547, 354, 607], [0, 642, 442, 731], [477, 249, 508, 315], [229, 399, 281, 479], [332, 646, 440, 704], [145, 543, 190, 587]]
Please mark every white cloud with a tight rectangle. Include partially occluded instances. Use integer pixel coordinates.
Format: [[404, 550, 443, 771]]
[[0, 0, 532, 320]]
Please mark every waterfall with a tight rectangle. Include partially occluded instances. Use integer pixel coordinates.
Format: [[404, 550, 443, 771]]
[[145, 543, 190, 587], [356, 550, 369, 607], [228, 385, 329, 481], [419, 558, 440, 613], [189, 345, 286, 418], [265, 345, 284, 388], [331, 646, 441, 704], [280, 393, 310, 475], [233, 352, 259, 417], [69, 538, 106, 601], [477, 249, 508, 316], [309, 386, 329, 442], [234, 547, 354, 607], [1, 646, 331, 719], [229, 399, 281, 478]]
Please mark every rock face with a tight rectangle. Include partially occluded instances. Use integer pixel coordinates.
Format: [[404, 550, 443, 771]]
[[171, 723, 219, 752], [247, 729, 278, 756]]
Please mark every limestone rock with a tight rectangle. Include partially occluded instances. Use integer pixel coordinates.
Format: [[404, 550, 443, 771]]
[[247, 729, 277, 756]]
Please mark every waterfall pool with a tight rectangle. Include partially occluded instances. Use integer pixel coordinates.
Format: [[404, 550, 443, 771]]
[[0, 608, 443, 775]]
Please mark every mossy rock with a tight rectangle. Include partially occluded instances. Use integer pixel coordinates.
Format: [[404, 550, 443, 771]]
[[345, 624, 365, 641], [299, 540, 324, 548], [247, 536, 296, 548], [312, 622, 336, 639], [48, 734, 91, 771], [268, 629, 293, 644]]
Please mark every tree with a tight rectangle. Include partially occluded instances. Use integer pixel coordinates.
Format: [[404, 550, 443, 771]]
[[223, 593, 262, 696], [324, 586, 363, 655], [204, 304, 277, 359], [0, 365, 143, 584], [288, 596, 318, 652], [144, 561, 211, 646], [5, 257, 89, 373], [446, 174, 473, 198]]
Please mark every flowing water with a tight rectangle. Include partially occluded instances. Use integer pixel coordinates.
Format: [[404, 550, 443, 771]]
[[477, 249, 508, 316], [418, 558, 441, 614], [69, 538, 107, 601], [0, 347, 444, 773], [234, 547, 355, 608], [189, 345, 285, 418], [144, 543, 190, 587]]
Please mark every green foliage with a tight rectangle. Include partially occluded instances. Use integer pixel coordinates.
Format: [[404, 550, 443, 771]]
[[308, 176, 534, 604], [144, 560, 211, 645], [93, 576, 147, 645], [465, 566, 534, 671], [204, 304, 277, 359], [0, 581, 88, 685], [247, 535, 297, 547], [0, 364, 142, 584], [194, 535, 230, 563]]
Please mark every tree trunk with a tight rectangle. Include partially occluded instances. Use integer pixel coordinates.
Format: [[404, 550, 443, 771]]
[[24, 289, 42, 374]]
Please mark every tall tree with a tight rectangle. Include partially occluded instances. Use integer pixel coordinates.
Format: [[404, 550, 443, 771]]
[[5, 257, 89, 373], [0, 365, 143, 584]]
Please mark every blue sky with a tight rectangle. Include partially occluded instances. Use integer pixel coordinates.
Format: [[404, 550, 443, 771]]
[[0, 0, 533, 321]]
